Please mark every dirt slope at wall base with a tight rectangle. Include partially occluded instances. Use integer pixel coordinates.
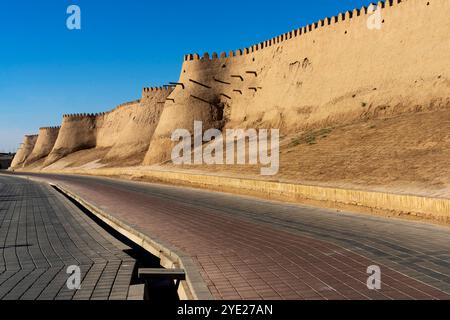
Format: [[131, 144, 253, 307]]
[[155, 108, 450, 199], [39, 146, 145, 171], [41, 147, 111, 171]]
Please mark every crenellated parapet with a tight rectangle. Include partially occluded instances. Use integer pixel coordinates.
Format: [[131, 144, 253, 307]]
[[109, 99, 141, 113], [141, 86, 174, 100], [62, 113, 99, 119], [142, 86, 173, 94], [62, 99, 142, 121], [183, 0, 402, 62], [39, 126, 61, 131]]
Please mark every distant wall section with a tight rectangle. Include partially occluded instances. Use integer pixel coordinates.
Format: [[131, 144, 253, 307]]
[[24, 126, 60, 166], [44, 114, 97, 166], [10, 135, 38, 168]]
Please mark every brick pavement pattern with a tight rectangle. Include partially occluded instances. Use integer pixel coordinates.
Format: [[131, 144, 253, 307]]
[[13, 173, 450, 300], [0, 175, 136, 300]]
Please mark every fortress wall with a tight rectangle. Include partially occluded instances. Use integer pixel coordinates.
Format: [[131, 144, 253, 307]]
[[145, 0, 450, 164], [10, 135, 38, 168], [44, 114, 97, 166], [43, 99, 142, 166], [24, 127, 60, 166], [96, 100, 141, 148], [106, 87, 172, 163], [10, 147, 23, 168], [143, 55, 242, 164]]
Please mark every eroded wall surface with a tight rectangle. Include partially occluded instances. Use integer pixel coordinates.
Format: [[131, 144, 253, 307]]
[[24, 127, 60, 166], [96, 100, 141, 149], [106, 87, 171, 163], [42, 90, 170, 167], [44, 114, 97, 166], [145, 0, 450, 164], [10, 135, 38, 168]]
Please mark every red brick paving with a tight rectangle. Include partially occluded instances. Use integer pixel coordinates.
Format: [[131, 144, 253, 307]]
[[20, 174, 450, 300]]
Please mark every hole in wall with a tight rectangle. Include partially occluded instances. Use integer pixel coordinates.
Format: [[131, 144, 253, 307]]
[[344, 30, 347, 34], [302, 57, 311, 70], [222, 64, 226, 68], [426, 2, 430, 5], [210, 98, 226, 124]]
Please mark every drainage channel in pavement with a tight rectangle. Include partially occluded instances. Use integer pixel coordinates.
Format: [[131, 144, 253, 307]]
[[52, 185, 180, 301]]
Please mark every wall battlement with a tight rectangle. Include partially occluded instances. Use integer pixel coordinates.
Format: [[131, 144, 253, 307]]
[[142, 86, 174, 101], [63, 113, 98, 119], [96, 100, 141, 118], [183, 0, 405, 62], [142, 86, 173, 93], [62, 99, 141, 120], [108, 99, 141, 113], [39, 126, 61, 131]]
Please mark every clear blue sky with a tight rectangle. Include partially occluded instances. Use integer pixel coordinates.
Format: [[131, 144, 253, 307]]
[[0, 0, 371, 152]]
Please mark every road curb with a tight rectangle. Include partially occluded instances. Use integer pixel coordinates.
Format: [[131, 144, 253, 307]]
[[50, 182, 214, 301], [32, 168, 450, 224]]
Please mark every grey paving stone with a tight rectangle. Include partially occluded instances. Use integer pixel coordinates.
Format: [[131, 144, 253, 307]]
[[0, 175, 136, 300]]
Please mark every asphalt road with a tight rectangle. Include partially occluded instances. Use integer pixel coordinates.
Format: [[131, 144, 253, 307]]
[[0, 174, 136, 300], [7, 172, 450, 300]]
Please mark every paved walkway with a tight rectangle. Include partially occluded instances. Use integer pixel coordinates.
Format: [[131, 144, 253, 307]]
[[0, 175, 136, 300], [14, 173, 450, 300]]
